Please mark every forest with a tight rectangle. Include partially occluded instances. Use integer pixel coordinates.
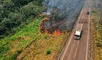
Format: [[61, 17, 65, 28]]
[[0, 0, 43, 38]]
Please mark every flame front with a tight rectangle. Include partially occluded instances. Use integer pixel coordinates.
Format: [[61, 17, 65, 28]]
[[53, 29, 60, 36]]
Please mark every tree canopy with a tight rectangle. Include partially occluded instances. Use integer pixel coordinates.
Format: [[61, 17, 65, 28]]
[[0, 0, 43, 38]]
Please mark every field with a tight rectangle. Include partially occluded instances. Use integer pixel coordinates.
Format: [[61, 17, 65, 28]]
[[0, 17, 68, 60]]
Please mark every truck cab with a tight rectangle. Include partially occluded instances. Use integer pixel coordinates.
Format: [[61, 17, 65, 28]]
[[74, 30, 82, 40]]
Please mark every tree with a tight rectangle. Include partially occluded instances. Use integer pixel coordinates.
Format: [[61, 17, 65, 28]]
[[11, 0, 34, 7], [20, 3, 41, 18]]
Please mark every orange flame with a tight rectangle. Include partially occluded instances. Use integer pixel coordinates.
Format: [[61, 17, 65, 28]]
[[53, 29, 60, 36], [40, 17, 49, 33], [39, 14, 43, 16]]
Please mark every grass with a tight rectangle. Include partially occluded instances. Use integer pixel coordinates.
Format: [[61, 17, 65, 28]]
[[0, 17, 68, 60], [91, 9, 102, 60], [9, 50, 21, 60], [0, 17, 42, 59]]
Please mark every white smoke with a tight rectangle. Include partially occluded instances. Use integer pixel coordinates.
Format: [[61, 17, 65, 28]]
[[43, 0, 85, 30]]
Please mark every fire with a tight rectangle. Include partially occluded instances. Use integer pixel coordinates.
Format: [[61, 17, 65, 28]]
[[40, 17, 49, 33], [39, 14, 43, 16], [53, 29, 60, 36]]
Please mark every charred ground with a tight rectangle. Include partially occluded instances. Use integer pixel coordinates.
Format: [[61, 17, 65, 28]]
[[40, 0, 85, 34]]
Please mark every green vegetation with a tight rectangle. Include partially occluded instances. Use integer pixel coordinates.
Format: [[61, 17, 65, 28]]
[[0, 17, 67, 60], [0, 0, 43, 38], [46, 49, 51, 55], [0, 18, 42, 59], [9, 50, 21, 60], [0, 0, 68, 60], [0, 0, 45, 59], [0, 45, 10, 54]]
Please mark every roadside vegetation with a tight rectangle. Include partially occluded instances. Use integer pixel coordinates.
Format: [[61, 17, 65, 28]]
[[0, 0, 42, 38], [0, 17, 68, 60], [0, 0, 69, 60], [91, 4, 102, 60]]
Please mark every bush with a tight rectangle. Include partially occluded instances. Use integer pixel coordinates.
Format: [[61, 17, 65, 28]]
[[0, 46, 10, 54], [46, 49, 51, 55]]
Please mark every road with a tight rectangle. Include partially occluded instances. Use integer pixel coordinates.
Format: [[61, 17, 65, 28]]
[[58, 0, 91, 60]]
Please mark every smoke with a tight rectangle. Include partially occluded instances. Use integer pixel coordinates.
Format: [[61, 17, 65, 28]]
[[42, 0, 85, 31]]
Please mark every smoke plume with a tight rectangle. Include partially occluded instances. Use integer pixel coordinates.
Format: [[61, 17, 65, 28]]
[[41, 0, 85, 33]]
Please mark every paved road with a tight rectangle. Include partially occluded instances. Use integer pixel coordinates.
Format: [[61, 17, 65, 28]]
[[58, 0, 91, 60]]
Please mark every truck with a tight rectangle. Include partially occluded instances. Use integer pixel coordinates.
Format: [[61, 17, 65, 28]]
[[74, 30, 82, 40], [74, 24, 83, 40]]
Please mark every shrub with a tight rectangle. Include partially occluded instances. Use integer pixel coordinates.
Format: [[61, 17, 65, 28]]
[[46, 49, 51, 55], [0, 46, 10, 54]]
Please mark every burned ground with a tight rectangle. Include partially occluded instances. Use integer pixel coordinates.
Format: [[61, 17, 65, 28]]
[[40, 0, 85, 34]]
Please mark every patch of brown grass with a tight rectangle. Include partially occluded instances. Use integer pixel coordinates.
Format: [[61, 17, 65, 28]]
[[91, 9, 102, 60], [6, 36, 30, 58], [16, 33, 68, 60]]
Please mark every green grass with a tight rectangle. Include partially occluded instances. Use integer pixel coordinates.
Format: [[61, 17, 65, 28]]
[[0, 16, 67, 60], [0, 17, 42, 60]]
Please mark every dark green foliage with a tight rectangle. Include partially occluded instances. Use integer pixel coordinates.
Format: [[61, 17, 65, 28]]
[[20, 3, 39, 18], [46, 49, 51, 55], [34, 0, 43, 5], [12, 0, 34, 7], [0, 0, 42, 37], [0, 46, 9, 54], [1, 18, 14, 29], [0, 26, 6, 35]]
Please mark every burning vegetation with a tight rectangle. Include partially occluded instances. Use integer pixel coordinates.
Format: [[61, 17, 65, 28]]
[[40, 0, 85, 35], [40, 7, 72, 36], [40, 8, 66, 35], [53, 29, 60, 36]]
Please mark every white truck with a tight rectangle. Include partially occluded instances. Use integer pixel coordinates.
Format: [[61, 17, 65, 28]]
[[74, 30, 82, 40], [74, 24, 83, 40]]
